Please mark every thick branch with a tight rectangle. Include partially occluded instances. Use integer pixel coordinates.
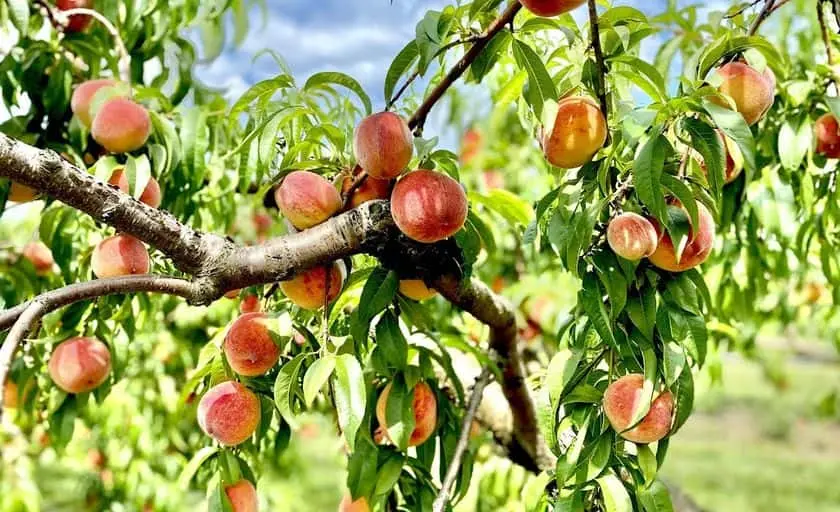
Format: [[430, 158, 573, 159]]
[[0, 302, 47, 421], [587, 0, 610, 120]]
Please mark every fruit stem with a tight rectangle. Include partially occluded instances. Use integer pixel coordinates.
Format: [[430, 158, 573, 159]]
[[59, 8, 132, 87]]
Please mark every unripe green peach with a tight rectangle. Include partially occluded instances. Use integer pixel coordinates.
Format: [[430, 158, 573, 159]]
[[390, 170, 468, 243], [197, 381, 260, 446], [56, 0, 93, 32], [353, 112, 413, 179], [280, 261, 346, 310], [71, 79, 119, 128], [91, 98, 151, 153], [520, 0, 586, 16], [815, 113, 840, 159], [91, 234, 150, 278], [108, 168, 162, 207], [224, 479, 258, 512], [339, 495, 370, 512], [711, 62, 776, 126], [399, 279, 437, 301], [48, 337, 111, 394], [607, 212, 658, 261], [224, 312, 279, 376], [8, 182, 37, 203], [648, 202, 716, 273], [375, 381, 437, 447], [603, 374, 674, 444], [22, 241, 55, 274], [275, 171, 342, 229], [542, 96, 607, 168]]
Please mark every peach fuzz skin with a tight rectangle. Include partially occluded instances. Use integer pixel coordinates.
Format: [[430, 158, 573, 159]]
[[275, 171, 342, 230], [91, 234, 150, 278], [339, 495, 370, 512], [648, 202, 716, 273], [398, 279, 438, 301], [224, 312, 280, 376], [711, 61, 776, 126], [108, 169, 162, 208], [603, 374, 674, 444], [353, 112, 414, 179], [48, 337, 111, 394], [341, 171, 392, 209], [541, 96, 607, 169], [375, 381, 438, 447], [607, 212, 658, 261], [280, 261, 346, 310], [815, 113, 840, 159], [224, 479, 258, 512], [22, 241, 55, 274], [91, 98, 151, 154], [197, 381, 260, 446], [71, 79, 118, 128], [390, 170, 468, 244], [520, 0, 586, 17]]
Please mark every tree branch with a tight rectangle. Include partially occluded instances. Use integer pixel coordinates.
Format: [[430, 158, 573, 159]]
[[587, 0, 610, 120], [748, 0, 777, 35], [0, 301, 47, 421], [818, 0, 837, 82]]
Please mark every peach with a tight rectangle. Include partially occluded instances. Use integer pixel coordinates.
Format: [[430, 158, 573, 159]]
[[239, 294, 261, 314], [108, 169, 162, 207], [341, 170, 392, 209], [275, 171, 342, 229], [375, 381, 437, 447], [4, 381, 19, 408], [91, 234, 150, 278], [91, 98, 151, 153], [8, 182, 37, 203], [648, 202, 716, 272], [542, 96, 607, 168], [398, 279, 437, 301], [603, 374, 674, 444], [520, 0, 586, 16], [607, 212, 658, 261], [711, 62, 776, 126], [71, 79, 119, 128], [460, 128, 482, 165], [339, 495, 370, 512], [481, 170, 505, 190], [56, 0, 93, 33], [224, 479, 258, 512], [353, 112, 413, 179], [700, 130, 744, 184], [223, 312, 279, 376], [253, 212, 273, 235], [48, 337, 111, 394], [22, 241, 55, 274], [280, 261, 346, 310], [197, 381, 260, 446], [815, 113, 840, 159], [390, 170, 468, 243], [803, 282, 825, 305]]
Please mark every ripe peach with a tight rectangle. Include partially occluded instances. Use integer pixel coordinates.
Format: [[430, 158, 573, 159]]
[[48, 337, 111, 394], [71, 79, 118, 128], [815, 113, 840, 159], [711, 62, 776, 126], [22, 241, 55, 274], [341, 171, 392, 209], [91, 98, 151, 153], [491, 276, 506, 294], [91, 234, 150, 278], [481, 170, 505, 190], [353, 112, 413, 179], [253, 212, 273, 235], [375, 381, 437, 447], [339, 495, 370, 512], [8, 182, 37, 203], [607, 212, 658, 261], [648, 202, 716, 273], [224, 312, 279, 376], [390, 170, 468, 243], [224, 479, 258, 512], [398, 279, 437, 301], [603, 374, 674, 444], [4, 381, 19, 408], [542, 96, 607, 168], [239, 294, 261, 314], [520, 0, 586, 16], [460, 128, 482, 165], [275, 171, 342, 229], [280, 261, 346, 310], [700, 130, 744, 184], [197, 381, 260, 446], [56, 0, 93, 33], [108, 169, 162, 207]]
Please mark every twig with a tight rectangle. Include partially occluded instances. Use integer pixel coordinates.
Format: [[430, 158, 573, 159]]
[[32, 0, 90, 74], [724, 0, 763, 19], [818, 1, 837, 87], [57, 8, 131, 85], [587, 0, 610, 121], [432, 367, 493, 512], [341, 168, 369, 209], [747, 0, 777, 35], [0, 301, 47, 421], [767, 0, 794, 16], [408, 2, 522, 134]]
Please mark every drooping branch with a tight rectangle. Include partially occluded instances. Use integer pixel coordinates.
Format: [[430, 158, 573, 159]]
[[0, 302, 47, 420], [587, 0, 610, 120]]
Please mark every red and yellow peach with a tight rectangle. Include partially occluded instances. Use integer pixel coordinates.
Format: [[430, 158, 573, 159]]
[[91, 234, 150, 278], [224, 312, 279, 376], [603, 374, 674, 444], [390, 170, 468, 243], [541, 96, 607, 168], [48, 337, 111, 394], [197, 381, 260, 446], [353, 112, 413, 179], [375, 381, 437, 447], [275, 171, 342, 229]]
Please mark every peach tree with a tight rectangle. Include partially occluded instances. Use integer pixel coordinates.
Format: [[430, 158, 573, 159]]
[[1, 0, 839, 510]]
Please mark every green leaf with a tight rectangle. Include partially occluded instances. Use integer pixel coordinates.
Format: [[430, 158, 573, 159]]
[[373, 453, 405, 496], [304, 71, 372, 115], [682, 117, 725, 200], [611, 56, 667, 103], [579, 274, 617, 350], [303, 355, 336, 407], [199, 17, 225, 61], [828, 97, 840, 120], [7, 0, 29, 37], [382, 375, 415, 451], [334, 354, 367, 450], [778, 116, 812, 171], [703, 100, 756, 178], [230, 76, 294, 119], [626, 288, 657, 342], [177, 446, 219, 488], [633, 128, 670, 220], [597, 474, 633, 512], [637, 444, 658, 486], [662, 342, 686, 386], [671, 367, 694, 434], [470, 188, 534, 227], [351, 269, 399, 343], [660, 175, 698, 233], [273, 354, 307, 426], [471, 31, 512, 81], [627, 348, 658, 428], [384, 41, 419, 104], [545, 348, 583, 411], [512, 38, 558, 117], [375, 312, 408, 369], [638, 480, 675, 512]]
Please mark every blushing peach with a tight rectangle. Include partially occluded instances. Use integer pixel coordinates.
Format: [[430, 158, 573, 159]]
[[815, 113, 840, 159], [91, 234, 150, 278], [224, 479, 258, 512], [375, 381, 437, 447], [341, 170, 392, 209], [280, 261, 346, 310], [711, 62, 776, 126], [48, 337, 111, 394], [390, 170, 468, 243], [275, 171, 342, 229], [56, 0, 93, 33], [603, 374, 674, 444], [542, 96, 607, 168], [8, 182, 37, 203], [700, 130, 744, 184], [4, 381, 20, 408], [224, 312, 279, 376], [648, 202, 716, 273], [520, 0, 586, 16], [398, 279, 437, 301], [22, 241, 55, 274], [481, 170, 505, 190], [460, 128, 482, 165], [239, 294, 261, 314], [339, 495, 370, 512], [253, 212, 273, 235], [108, 169, 162, 207], [197, 381, 260, 446], [607, 212, 658, 261], [71, 79, 118, 128], [91, 98, 151, 153], [353, 112, 413, 179]]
